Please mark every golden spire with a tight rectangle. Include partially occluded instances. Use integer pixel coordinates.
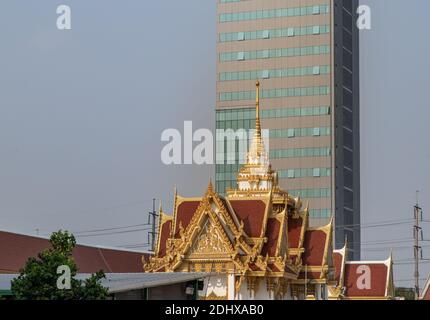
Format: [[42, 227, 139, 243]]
[[230, 81, 280, 195], [207, 178, 214, 193], [255, 81, 261, 139], [247, 81, 265, 162]]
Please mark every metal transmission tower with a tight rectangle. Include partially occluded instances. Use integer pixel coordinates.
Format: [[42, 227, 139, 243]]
[[414, 191, 424, 300], [147, 198, 159, 252]]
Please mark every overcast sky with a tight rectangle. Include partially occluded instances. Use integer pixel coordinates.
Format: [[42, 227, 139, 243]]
[[0, 0, 429, 288]]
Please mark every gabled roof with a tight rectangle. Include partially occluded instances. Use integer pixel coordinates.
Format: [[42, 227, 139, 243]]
[[302, 229, 328, 266], [173, 197, 201, 237], [420, 276, 430, 300], [0, 230, 149, 274], [333, 245, 347, 284], [261, 217, 281, 257], [296, 221, 333, 281], [156, 212, 173, 258], [228, 199, 268, 238], [287, 215, 305, 249], [343, 259, 392, 298], [330, 242, 394, 300]]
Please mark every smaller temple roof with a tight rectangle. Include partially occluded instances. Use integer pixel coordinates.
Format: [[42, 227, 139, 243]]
[[330, 243, 394, 300]]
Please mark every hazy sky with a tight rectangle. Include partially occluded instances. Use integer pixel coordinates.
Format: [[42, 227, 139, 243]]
[[0, 1, 429, 288]]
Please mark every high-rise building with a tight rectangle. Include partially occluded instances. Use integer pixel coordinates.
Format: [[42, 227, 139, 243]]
[[215, 0, 360, 259]]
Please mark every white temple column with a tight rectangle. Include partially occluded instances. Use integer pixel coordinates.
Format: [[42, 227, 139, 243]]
[[227, 273, 235, 300]]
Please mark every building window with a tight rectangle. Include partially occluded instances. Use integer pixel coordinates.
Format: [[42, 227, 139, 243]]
[[313, 66, 321, 75], [312, 5, 321, 15], [312, 25, 320, 34], [261, 70, 270, 79]]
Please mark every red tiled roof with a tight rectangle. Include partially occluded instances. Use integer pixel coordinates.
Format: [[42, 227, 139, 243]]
[[344, 263, 388, 297], [267, 263, 280, 272], [249, 263, 263, 272], [302, 230, 327, 266], [157, 220, 172, 257], [229, 200, 266, 238], [261, 218, 281, 257], [0, 230, 148, 274], [288, 216, 303, 248], [174, 201, 200, 236], [422, 278, 430, 300]]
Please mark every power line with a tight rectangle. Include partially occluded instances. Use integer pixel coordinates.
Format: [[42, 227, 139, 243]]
[[336, 237, 414, 246], [395, 261, 430, 266], [336, 218, 413, 230], [363, 245, 422, 253], [395, 278, 427, 283], [147, 198, 159, 252], [74, 223, 150, 235], [74, 227, 152, 238], [362, 238, 414, 246]]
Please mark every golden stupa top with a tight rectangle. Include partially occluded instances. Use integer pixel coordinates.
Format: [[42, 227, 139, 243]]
[[246, 81, 268, 164]]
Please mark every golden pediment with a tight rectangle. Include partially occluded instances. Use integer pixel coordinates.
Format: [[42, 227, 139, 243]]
[[188, 218, 232, 258]]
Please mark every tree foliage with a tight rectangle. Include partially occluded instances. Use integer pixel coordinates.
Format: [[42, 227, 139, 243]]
[[395, 287, 416, 300], [11, 230, 109, 300]]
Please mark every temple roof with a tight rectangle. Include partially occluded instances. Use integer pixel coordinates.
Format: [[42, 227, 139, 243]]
[[330, 244, 394, 299], [229, 199, 268, 238], [146, 81, 394, 301]]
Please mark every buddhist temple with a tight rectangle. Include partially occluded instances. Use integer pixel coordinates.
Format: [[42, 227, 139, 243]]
[[143, 83, 395, 300]]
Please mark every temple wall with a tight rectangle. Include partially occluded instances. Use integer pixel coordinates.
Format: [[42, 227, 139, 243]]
[[199, 275, 228, 300]]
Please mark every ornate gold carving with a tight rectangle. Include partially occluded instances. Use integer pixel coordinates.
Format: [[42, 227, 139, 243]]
[[201, 292, 227, 301], [191, 220, 227, 255], [235, 275, 245, 293]]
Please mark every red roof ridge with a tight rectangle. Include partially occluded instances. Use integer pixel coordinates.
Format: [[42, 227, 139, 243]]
[[346, 257, 391, 267]]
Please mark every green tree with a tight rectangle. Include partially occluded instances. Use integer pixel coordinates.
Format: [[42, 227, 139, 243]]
[[11, 230, 109, 300], [395, 287, 416, 300]]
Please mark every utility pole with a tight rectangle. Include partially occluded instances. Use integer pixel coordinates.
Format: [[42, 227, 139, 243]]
[[414, 191, 423, 300], [147, 198, 159, 252]]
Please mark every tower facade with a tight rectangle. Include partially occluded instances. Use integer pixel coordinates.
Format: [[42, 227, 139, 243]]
[[215, 0, 360, 259]]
